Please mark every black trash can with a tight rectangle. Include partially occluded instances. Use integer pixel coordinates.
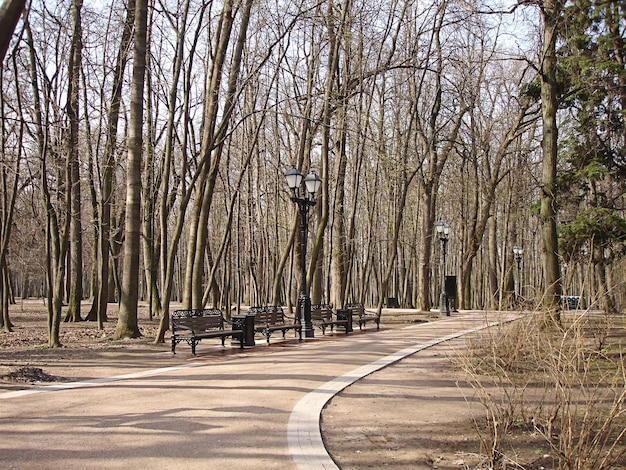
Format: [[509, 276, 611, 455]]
[[231, 314, 256, 347], [336, 309, 353, 333], [386, 297, 399, 308]]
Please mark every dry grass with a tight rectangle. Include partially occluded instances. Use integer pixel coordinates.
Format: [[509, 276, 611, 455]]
[[455, 311, 626, 469]]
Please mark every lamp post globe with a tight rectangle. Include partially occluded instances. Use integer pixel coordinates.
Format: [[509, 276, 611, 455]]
[[284, 166, 321, 338], [285, 166, 303, 190]]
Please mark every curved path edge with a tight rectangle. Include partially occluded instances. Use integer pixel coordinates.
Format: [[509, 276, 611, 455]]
[[288, 316, 520, 470]]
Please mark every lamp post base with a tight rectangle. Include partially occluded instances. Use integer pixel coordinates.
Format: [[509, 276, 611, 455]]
[[298, 294, 315, 338]]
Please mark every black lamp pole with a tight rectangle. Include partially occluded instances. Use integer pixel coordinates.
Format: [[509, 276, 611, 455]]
[[513, 245, 523, 305], [285, 166, 321, 338], [436, 221, 450, 316]]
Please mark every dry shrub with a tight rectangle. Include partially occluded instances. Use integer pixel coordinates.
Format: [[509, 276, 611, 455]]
[[456, 311, 626, 469]]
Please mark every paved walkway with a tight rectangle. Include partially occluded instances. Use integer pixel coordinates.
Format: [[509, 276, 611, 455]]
[[0, 311, 518, 469]]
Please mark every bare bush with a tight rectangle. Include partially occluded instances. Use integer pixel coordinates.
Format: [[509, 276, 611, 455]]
[[456, 312, 626, 469]]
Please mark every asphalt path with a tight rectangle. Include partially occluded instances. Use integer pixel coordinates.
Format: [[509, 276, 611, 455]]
[[0, 311, 518, 469]]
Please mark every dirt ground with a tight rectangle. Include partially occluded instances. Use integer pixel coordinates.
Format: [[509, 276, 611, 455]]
[[1, 301, 624, 469], [321, 339, 560, 470], [0, 300, 170, 388]]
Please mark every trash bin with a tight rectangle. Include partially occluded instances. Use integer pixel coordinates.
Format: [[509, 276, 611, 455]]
[[386, 297, 399, 308], [231, 314, 256, 347], [336, 309, 353, 333]]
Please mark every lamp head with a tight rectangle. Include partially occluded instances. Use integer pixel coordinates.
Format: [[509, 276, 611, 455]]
[[285, 166, 303, 191], [436, 221, 450, 240], [304, 172, 322, 197]]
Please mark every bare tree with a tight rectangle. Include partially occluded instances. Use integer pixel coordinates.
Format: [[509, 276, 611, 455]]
[[539, 0, 563, 323], [22, 9, 74, 347], [115, 0, 148, 339], [458, 86, 537, 309], [414, 1, 470, 311], [85, 0, 135, 329], [182, 0, 254, 309], [0, 53, 23, 331], [64, 0, 84, 323]]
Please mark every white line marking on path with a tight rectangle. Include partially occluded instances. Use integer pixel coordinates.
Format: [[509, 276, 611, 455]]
[[288, 319, 507, 470], [0, 362, 204, 400]]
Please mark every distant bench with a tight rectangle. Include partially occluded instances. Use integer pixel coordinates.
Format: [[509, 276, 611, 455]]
[[248, 305, 302, 344], [311, 303, 350, 335], [344, 302, 380, 330], [171, 308, 243, 355]]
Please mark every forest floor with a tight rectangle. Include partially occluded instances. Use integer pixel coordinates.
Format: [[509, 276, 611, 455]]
[[1, 300, 625, 469]]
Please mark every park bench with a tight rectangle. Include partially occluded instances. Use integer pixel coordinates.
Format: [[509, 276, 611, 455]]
[[171, 308, 243, 355], [248, 305, 302, 344], [311, 303, 350, 335], [344, 302, 380, 330]]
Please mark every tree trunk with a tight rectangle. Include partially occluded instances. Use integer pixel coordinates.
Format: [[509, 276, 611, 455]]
[[87, 0, 135, 328], [24, 18, 68, 347], [0, 0, 25, 62], [330, 106, 348, 308], [0, 57, 23, 331], [539, 0, 562, 324], [64, 0, 84, 323], [141, 6, 161, 321], [115, 0, 148, 339]]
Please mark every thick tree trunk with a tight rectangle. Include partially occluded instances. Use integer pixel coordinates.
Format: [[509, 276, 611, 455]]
[[539, 0, 562, 324], [115, 0, 148, 339], [330, 110, 348, 308], [0, 0, 25, 62], [141, 9, 162, 321], [64, 0, 83, 323]]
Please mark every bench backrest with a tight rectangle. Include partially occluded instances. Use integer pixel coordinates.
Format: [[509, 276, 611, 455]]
[[171, 308, 225, 331], [344, 302, 364, 315], [311, 303, 333, 322], [249, 306, 287, 325]]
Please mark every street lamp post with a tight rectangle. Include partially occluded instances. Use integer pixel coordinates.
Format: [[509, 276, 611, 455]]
[[285, 166, 322, 338], [435, 221, 450, 316], [513, 245, 524, 305]]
